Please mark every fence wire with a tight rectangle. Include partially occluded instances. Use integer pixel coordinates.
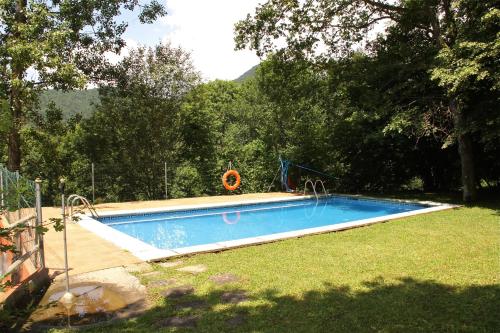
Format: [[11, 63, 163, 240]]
[[0, 165, 39, 284]]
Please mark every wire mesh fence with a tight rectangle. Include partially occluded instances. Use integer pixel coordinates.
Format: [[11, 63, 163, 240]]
[[0, 164, 41, 286], [1, 166, 36, 223], [87, 161, 172, 203]]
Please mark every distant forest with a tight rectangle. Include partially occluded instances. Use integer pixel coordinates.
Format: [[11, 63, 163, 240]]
[[39, 89, 100, 119], [40, 67, 257, 118]]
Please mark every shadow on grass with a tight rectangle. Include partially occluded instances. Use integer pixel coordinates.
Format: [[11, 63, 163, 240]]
[[68, 277, 500, 333]]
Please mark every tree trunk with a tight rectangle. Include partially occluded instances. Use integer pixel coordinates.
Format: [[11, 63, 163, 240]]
[[7, 122, 21, 172], [7, 63, 23, 172], [451, 99, 477, 203], [6, 0, 27, 172]]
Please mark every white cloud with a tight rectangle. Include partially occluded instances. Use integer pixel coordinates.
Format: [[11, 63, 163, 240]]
[[104, 38, 139, 65], [161, 0, 262, 81]]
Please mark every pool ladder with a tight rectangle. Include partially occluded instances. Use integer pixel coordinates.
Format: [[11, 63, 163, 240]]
[[304, 179, 328, 200], [66, 194, 99, 219]]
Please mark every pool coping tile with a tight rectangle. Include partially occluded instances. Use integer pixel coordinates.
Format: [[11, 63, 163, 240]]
[[215, 237, 268, 249], [96, 195, 318, 218], [173, 243, 226, 255]]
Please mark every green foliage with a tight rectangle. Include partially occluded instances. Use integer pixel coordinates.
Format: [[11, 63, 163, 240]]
[[234, 0, 500, 201], [431, 6, 500, 95], [0, 0, 166, 88], [0, 99, 11, 136], [62, 44, 201, 202], [0, 0, 166, 170], [170, 163, 205, 199], [20, 103, 77, 205]]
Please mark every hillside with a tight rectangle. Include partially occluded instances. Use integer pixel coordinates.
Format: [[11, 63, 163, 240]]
[[38, 65, 257, 120], [39, 89, 99, 119], [234, 64, 258, 83]]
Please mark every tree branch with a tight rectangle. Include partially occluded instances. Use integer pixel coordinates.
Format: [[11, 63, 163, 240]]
[[352, 15, 392, 30], [360, 0, 406, 14]]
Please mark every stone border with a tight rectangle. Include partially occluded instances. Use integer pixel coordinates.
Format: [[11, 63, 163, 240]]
[[77, 195, 458, 262]]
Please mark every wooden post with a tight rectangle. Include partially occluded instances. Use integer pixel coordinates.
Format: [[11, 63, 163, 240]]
[[164, 161, 168, 199], [0, 166, 4, 208], [91, 162, 95, 203]]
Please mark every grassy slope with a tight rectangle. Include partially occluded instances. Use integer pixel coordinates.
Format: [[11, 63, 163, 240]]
[[53, 199, 499, 333]]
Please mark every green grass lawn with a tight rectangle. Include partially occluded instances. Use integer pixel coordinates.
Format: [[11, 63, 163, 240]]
[[50, 196, 499, 333]]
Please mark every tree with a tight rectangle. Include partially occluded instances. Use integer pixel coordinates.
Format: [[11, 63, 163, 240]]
[[0, 0, 166, 171], [71, 43, 200, 201], [235, 0, 499, 202], [178, 80, 275, 195], [21, 102, 76, 204]]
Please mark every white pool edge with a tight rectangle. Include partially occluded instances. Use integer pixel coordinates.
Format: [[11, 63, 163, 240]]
[[77, 195, 458, 262]]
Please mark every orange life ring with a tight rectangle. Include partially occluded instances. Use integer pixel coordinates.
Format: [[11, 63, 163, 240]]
[[222, 169, 241, 191]]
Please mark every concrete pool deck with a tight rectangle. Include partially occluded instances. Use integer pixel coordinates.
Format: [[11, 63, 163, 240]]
[[42, 193, 301, 278]]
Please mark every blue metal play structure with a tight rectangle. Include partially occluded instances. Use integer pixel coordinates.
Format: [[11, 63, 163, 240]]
[[279, 157, 334, 192]]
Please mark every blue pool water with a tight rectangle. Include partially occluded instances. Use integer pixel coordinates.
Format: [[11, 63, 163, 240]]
[[98, 196, 427, 250]]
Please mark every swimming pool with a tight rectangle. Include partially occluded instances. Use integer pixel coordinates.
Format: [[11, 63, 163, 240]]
[[78, 195, 452, 261]]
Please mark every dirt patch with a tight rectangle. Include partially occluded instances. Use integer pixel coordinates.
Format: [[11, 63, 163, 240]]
[[174, 299, 208, 311], [156, 315, 199, 328], [209, 273, 239, 285], [162, 285, 194, 299], [220, 290, 248, 304], [226, 314, 247, 327]]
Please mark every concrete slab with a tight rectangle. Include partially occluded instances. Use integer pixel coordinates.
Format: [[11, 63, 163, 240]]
[[25, 267, 147, 330]]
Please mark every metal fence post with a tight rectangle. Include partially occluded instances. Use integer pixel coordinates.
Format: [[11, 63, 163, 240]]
[[11, 170, 21, 284], [164, 161, 168, 199], [59, 177, 75, 304], [60, 179, 69, 288], [35, 178, 45, 269], [91, 162, 95, 203]]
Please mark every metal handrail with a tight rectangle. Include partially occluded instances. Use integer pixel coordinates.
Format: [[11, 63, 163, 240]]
[[66, 194, 99, 219], [314, 180, 328, 196], [304, 179, 318, 199]]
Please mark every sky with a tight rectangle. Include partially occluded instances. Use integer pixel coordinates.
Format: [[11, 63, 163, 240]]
[[113, 0, 263, 81]]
